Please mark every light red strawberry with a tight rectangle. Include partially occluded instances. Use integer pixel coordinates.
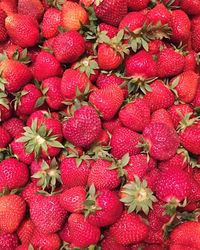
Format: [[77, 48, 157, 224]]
[[17, 219, 35, 246], [17, 0, 44, 20], [0, 0, 17, 15], [119, 11, 146, 31], [0, 232, 19, 250], [99, 23, 118, 38], [0, 125, 11, 148]]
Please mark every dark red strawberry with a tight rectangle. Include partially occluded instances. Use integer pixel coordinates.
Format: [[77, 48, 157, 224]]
[[59, 221, 72, 243], [99, 23, 118, 38], [0, 8, 7, 42], [158, 152, 188, 171], [17, 219, 35, 246], [0, 232, 19, 250], [127, 0, 149, 10], [101, 230, 129, 250], [103, 117, 123, 134], [0, 125, 11, 148]]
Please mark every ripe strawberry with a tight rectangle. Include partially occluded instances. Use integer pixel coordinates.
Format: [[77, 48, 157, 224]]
[[144, 168, 161, 192], [191, 22, 200, 52], [158, 153, 188, 171], [0, 8, 7, 42], [110, 127, 142, 159], [62, 105, 101, 147], [17, 0, 44, 20], [119, 11, 146, 31], [143, 122, 180, 161], [30, 194, 66, 235], [0, 125, 11, 148], [88, 159, 120, 190], [103, 117, 123, 134], [169, 71, 199, 103], [181, 0, 200, 15], [59, 186, 86, 213], [157, 48, 185, 78], [0, 59, 32, 93], [5, 14, 40, 48], [31, 231, 61, 250], [60, 158, 91, 189], [155, 169, 191, 202], [0, 194, 26, 233], [99, 23, 118, 38], [0, 232, 19, 250], [33, 51, 62, 81], [110, 211, 149, 245], [17, 219, 35, 246], [192, 82, 200, 107], [68, 213, 101, 248], [2, 118, 24, 139], [53, 31, 85, 64], [151, 109, 174, 129], [0, 92, 12, 121], [183, 50, 197, 71], [125, 50, 157, 78], [170, 221, 200, 249], [21, 182, 41, 205], [119, 98, 151, 132], [59, 221, 72, 243], [169, 10, 191, 44], [146, 4, 171, 25], [89, 85, 124, 121], [0, 0, 17, 15], [94, 0, 128, 27], [61, 1, 88, 30], [0, 158, 29, 191], [127, 0, 149, 10], [143, 80, 175, 112]]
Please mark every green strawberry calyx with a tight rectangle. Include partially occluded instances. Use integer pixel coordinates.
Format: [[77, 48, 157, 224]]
[[0, 92, 9, 109], [177, 112, 200, 132], [73, 56, 99, 78]]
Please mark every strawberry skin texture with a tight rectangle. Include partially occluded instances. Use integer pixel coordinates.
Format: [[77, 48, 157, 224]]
[[94, 0, 128, 27], [21, 182, 41, 205], [17, 219, 35, 246], [0, 232, 19, 250], [155, 169, 191, 202], [99, 23, 118, 38], [151, 109, 174, 129], [143, 123, 180, 161], [53, 31, 85, 64], [89, 85, 124, 121], [0, 8, 7, 42], [68, 213, 101, 248], [59, 221, 72, 243], [0, 125, 12, 148], [5, 14, 40, 48], [193, 83, 200, 107], [110, 211, 149, 245], [101, 231, 129, 250], [111, 127, 142, 159], [0, 194, 26, 233], [158, 153, 188, 171], [1, 59, 32, 93], [17, 0, 44, 20], [62, 105, 101, 147], [146, 4, 171, 25], [119, 11, 146, 31], [191, 23, 200, 52], [127, 0, 149, 10], [181, 0, 200, 16]]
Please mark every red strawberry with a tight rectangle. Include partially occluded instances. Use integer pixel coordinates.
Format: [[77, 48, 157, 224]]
[[0, 92, 12, 121], [53, 31, 85, 63], [2, 118, 24, 139], [143, 122, 180, 161], [110, 211, 149, 245], [151, 109, 174, 129], [68, 213, 101, 248], [144, 168, 161, 192], [17, 0, 44, 20], [94, 0, 128, 27], [0, 158, 29, 191], [191, 22, 200, 52], [88, 159, 120, 190], [181, 0, 200, 15], [103, 117, 123, 134], [127, 0, 149, 10], [183, 50, 197, 71], [119, 11, 146, 31], [60, 158, 91, 189], [192, 82, 200, 107], [110, 127, 142, 159], [21, 182, 41, 205], [143, 80, 175, 112], [0, 125, 11, 148], [41, 8, 61, 39], [30, 194, 66, 235], [158, 153, 188, 171], [99, 23, 118, 38], [5, 14, 40, 48], [101, 230, 129, 250], [59, 186, 86, 213], [62, 105, 101, 147], [59, 221, 72, 243], [89, 84, 124, 121], [0, 194, 26, 233], [146, 4, 171, 25], [31, 231, 61, 250], [0, 59, 32, 93], [119, 98, 151, 132], [0, 8, 7, 42], [0, 232, 19, 250], [0, 0, 17, 15], [33, 51, 62, 81], [17, 219, 35, 246]]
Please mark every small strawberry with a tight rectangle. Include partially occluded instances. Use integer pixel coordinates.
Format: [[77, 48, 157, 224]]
[[151, 109, 174, 129], [17, 0, 44, 20], [17, 219, 35, 246], [0, 125, 11, 148], [5, 14, 40, 48], [110, 211, 149, 245], [68, 213, 101, 248], [127, 0, 149, 10], [0, 232, 19, 250], [183, 50, 197, 71], [0, 8, 7, 42], [31, 231, 61, 250], [53, 31, 85, 64], [0, 92, 12, 121]]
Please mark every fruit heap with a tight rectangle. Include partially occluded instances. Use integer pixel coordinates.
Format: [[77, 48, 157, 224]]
[[1, 0, 200, 249]]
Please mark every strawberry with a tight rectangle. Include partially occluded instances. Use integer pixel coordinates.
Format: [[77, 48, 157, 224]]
[[170, 221, 200, 249], [53, 31, 85, 64], [17, 219, 35, 246], [103, 117, 123, 134], [99, 23, 118, 38], [17, 0, 44, 20], [143, 80, 175, 112], [142, 122, 180, 161], [157, 48, 185, 78], [180, 0, 200, 15], [193, 83, 200, 107], [144, 168, 161, 192], [21, 182, 41, 205], [101, 230, 129, 250], [0, 158, 29, 191], [87, 159, 121, 190], [14, 84, 42, 115], [169, 10, 191, 44], [0, 125, 11, 148], [151, 109, 174, 129], [31, 231, 61, 250], [2, 118, 24, 139], [41, 77, 64, 110], [59, 221, 72, 243], [68, 213, 101, 248], [5, 14, 40, 48], [89, 85, 124, 121], [94, 0, 128, 27], [119, 98, 151, 132], [0, 0, 17, 15], [158, 153, 188, 171], [146, 4, 171, 25], [0, 232, 19, 250], [0, 8, 7, 42], [59, 186, 86, 213], [191, 22, 200, 52], [0, 92, 12, 121], [41, 8, 61, 39], [62, 105, 101, 147], [0, 193, 26, 233], [61, 1, 88, 31], [33, 51, 62, 81], [119, 11, 146, 31], [127, 0, 149, 10], [110, 127, 142, 159], [110, 211, 149, 245], [60, 158, 91, 189], [0, 59, 32, 93], [184, 50, 197, 71]]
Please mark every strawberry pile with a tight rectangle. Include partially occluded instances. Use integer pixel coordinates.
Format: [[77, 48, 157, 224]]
[[1, 0, 200, 249]]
